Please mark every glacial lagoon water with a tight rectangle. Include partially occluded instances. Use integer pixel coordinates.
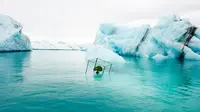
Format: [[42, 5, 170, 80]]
[[0, 51, 200, 112]]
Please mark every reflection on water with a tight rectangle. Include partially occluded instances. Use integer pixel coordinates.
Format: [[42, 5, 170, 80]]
[[123, 57, 200, 87], [0, 51, 200, 112], [0, 52, 31, 83]]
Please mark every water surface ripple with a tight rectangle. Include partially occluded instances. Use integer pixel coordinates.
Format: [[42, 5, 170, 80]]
[[0, 51, 200, 112]]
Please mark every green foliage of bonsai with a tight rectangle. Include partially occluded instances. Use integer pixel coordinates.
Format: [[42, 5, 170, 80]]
[[93, 66, 103, 74]]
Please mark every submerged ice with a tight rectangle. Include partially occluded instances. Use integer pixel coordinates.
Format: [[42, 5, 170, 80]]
[[95, 15, 200, 60], [0, 14, 31, 52]]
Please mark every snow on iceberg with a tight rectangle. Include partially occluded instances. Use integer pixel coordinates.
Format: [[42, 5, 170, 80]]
[[95, 15, 200, 60], [86, 45, 125, 63], [0, 14, 31, 52]]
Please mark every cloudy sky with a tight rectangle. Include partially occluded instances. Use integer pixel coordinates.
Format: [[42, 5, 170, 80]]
[[0, 0, 200, 42]]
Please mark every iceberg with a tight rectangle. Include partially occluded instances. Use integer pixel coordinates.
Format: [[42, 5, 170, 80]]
[[0, 14, 31, 52], [86, 45, 125, 63], [95, 15, 200, 60]]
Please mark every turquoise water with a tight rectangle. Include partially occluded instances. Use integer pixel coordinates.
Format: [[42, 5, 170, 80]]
[[0, 51, 200, 112]]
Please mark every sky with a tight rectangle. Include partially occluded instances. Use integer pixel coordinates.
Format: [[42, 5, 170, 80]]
[[0, 0, 200, 43]]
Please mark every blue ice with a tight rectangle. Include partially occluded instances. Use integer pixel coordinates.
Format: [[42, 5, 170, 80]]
[[95, 15, 200, 60]]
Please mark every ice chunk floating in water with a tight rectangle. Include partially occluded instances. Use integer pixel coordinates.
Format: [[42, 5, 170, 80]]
[[0, 14, 31, 52], [86, 45, 125, 63], [95, 15, 200, 60]]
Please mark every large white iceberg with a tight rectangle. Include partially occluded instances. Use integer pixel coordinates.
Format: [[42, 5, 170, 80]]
[[0, 14, 31, 52], [94, 15, 200, 60]]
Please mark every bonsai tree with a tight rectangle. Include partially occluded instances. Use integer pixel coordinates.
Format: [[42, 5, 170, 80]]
[[93, 66, 103, 74]]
